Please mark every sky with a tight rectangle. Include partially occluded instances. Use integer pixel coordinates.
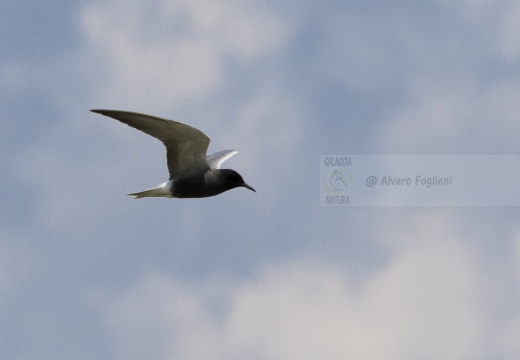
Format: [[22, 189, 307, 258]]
[[2, 0, 520, 359]]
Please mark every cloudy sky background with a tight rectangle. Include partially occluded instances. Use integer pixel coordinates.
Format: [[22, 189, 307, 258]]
[[2, 0, 520, 359]]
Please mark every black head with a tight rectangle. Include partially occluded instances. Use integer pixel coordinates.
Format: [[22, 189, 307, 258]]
[[220, 169, 256, 192]]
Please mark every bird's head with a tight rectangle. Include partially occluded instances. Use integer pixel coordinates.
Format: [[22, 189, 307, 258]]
[[220, 169, 256, 192]]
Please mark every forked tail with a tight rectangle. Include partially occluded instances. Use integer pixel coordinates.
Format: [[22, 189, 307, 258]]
[[128, 181, 174, 199]]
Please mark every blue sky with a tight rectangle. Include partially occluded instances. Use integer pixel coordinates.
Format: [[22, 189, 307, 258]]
[[2, 0, 520, 359]]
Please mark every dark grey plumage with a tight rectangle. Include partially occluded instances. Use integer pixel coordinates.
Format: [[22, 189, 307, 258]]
[[91, 110, 255, 198]]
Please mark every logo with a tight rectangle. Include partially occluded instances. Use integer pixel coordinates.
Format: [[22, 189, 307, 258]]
[[323, 169, 353, 193]]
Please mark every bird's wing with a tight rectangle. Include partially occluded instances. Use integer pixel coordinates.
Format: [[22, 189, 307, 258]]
[[206, 150, 238, 169], [91, 110, 210, 178]]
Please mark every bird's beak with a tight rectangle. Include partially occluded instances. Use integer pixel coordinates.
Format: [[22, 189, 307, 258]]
[[242, 183, 256, 192]]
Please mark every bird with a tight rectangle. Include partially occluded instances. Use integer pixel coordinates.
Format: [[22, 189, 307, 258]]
[[91, 110, 256, 199]]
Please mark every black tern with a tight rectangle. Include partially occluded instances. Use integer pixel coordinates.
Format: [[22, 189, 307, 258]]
[[91, 110, 256, 198]]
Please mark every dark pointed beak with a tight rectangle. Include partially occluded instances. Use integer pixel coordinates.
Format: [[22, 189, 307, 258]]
[[242, 183, 256, 192]]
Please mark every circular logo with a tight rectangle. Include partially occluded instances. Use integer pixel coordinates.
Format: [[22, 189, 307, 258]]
[[323, 170, 353, 193]]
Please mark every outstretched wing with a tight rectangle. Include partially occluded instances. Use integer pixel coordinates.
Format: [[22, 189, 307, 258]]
[[206, 150, 238, 169], [91, 110, 210, 178]]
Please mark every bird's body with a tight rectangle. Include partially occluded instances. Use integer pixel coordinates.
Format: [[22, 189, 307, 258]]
[[91, 110, 255, 199]]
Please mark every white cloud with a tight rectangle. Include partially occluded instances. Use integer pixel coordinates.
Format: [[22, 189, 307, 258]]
[[496, 230, 520, 358], [4, 1, 520, 359], [95, 212, 507, 360], [81, 1, 221, 108], [500, 1, 520, 60], [92, 273, 223, 360], [433, 0, 520, 36], [443, 0, 520, 60], [501, 315, 520, 359], [0, 239, 39, 308], [219, 82, 304, 203], [387, 77, 467, 146], [379, 74, 520, 153], [436, 0, 496, 23], [80, 0, 292, 110], [515, 230, 520, 279], [317, 11, 390, 91], [10, 0, 299, 234]]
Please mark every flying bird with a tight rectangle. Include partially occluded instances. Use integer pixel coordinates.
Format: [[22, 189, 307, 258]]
[[91, 110, 256, 198]]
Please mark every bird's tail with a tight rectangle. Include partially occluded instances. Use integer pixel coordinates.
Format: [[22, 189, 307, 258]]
[[128, 181, 174, 199]]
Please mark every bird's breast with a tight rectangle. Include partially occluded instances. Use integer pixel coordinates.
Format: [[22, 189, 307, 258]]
[[170, 170, 224, 198]]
